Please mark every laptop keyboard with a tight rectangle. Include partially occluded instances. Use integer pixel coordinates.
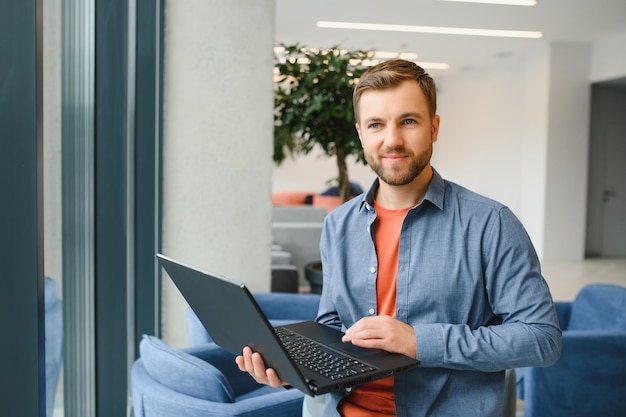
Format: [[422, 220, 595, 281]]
[[275, 327, 377, 381]]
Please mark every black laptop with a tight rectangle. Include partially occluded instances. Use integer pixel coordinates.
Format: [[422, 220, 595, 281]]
[[157, 253, 419, 396]]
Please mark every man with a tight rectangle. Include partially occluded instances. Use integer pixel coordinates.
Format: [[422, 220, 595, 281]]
[[237, 59, 561, 416]]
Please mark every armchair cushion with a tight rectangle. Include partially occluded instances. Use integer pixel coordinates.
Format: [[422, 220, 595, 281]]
[[139, 335, 235, 403]]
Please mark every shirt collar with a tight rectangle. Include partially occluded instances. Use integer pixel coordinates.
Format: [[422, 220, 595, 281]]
[[359, 167, 445, 212], [425, 168, 445, 210]]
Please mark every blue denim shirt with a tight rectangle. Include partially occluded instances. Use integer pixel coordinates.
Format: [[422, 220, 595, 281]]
[[317, 168, 561, 417]]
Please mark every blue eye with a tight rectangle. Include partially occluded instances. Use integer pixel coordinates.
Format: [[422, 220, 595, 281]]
[[369, 122, 381, 129], [403, 119, 416, 126]]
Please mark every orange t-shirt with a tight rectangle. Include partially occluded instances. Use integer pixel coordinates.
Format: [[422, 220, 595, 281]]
[[338, 202, 409, 416]]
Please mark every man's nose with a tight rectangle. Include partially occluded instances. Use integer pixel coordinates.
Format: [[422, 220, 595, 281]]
[[384, 124, 403, 147]]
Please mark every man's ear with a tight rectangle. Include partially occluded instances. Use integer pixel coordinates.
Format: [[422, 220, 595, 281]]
[[431, 115, 440, 143], [355, 123, 363, 142]]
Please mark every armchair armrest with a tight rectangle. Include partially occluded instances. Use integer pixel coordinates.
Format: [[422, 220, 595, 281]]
[[523, 331, 626, 417], [131, 358, 303, 417], [183, 343, 262, 398]]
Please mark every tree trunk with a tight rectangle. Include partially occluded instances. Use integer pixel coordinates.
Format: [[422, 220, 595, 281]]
[[336, 148, 350, 203]]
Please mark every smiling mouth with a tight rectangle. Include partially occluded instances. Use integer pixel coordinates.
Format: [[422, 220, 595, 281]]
[[382, 154, 407, 162]]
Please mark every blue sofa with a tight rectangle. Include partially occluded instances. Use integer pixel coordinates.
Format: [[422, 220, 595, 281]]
[[516, 283, 626, 416]]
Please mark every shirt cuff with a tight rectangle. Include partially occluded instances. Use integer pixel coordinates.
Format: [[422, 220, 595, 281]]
[[414, 323, 444, 367]]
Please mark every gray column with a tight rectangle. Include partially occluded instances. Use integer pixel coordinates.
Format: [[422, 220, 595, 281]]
[[543, 43, 592, 260], [161, 0, 275, 346]]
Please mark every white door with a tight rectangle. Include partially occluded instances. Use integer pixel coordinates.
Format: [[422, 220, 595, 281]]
[[601, 123, 626, 256]]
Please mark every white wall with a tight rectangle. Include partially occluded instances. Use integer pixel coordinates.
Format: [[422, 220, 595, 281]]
[[433, 56, 526, 218], [161, 0, 275, 347]]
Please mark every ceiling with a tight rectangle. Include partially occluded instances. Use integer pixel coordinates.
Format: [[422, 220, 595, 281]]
[[275, 0, 626, 80]]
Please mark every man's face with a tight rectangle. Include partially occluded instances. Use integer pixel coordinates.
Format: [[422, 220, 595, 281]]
[[355, 80, 439, 186]]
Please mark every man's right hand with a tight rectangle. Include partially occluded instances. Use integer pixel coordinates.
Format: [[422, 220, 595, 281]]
[[235, 346, 287, 388]]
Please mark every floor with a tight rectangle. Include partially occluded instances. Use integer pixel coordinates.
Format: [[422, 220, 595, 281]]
[[51, 257, 626, 417], [541, 257, 626, 301]]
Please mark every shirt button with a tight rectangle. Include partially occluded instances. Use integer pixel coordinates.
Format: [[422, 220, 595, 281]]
[[369, 267, 376, 273], [368, 308, 375, 315]]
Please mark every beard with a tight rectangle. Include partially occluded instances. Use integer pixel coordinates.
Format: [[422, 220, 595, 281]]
[[365, 144, 433, 186]]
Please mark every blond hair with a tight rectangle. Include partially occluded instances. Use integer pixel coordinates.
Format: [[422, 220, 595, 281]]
[[353, 59, 437, 122]]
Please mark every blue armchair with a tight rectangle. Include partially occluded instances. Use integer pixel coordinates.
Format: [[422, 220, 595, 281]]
[[131, 335, 304, 417], [516, 283, 626, 416], [188, 292, 321, 346]]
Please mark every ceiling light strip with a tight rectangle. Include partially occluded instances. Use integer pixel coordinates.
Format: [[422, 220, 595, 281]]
[[317, 21, 542, 39], [415, 62, 450, 70], [374, 51, 419, 60], [439, 0, 537, 6]]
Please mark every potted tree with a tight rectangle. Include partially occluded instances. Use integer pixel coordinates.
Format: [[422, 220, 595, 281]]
[[273, 44, 372, 203]]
